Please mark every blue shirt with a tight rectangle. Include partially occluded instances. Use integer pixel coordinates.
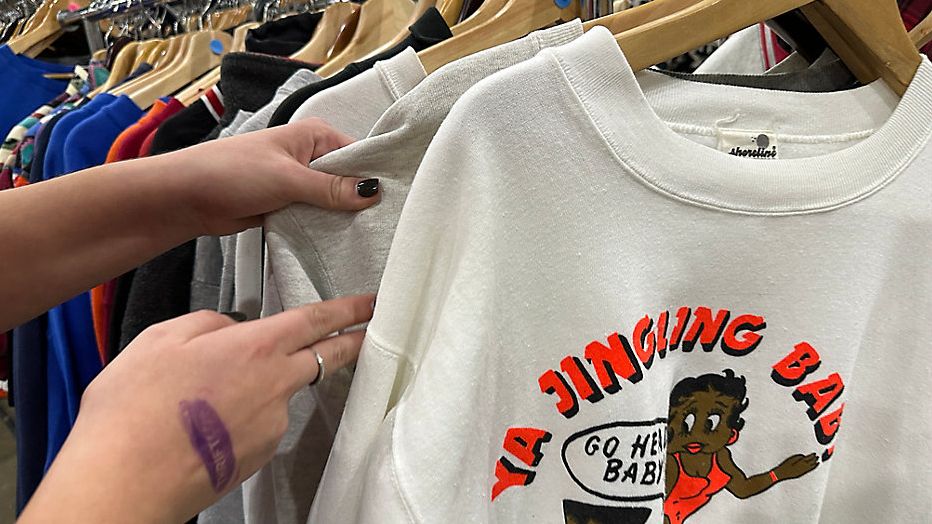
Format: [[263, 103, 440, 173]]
[[63, 95, 144, 173], [41, 94, 116, 180], [43, 94, 143, 470], [0, 46, 71, 138]]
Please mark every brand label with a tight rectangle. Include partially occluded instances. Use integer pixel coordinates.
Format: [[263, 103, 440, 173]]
[[718, 129, 779, 159]]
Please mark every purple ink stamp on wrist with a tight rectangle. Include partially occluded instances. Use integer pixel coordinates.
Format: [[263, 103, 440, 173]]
[[179, 399, 237, 492]]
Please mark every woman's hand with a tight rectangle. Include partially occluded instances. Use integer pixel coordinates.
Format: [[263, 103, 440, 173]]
[[20, 293, 375, 524], [0, 118, 380, 330], [174, 117, 381, 236]]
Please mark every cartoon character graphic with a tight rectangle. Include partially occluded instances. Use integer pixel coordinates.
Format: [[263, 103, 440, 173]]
[[664, 370, 818, 524]]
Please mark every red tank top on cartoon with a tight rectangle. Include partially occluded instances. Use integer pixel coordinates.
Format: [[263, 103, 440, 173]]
[[664, 452, 732, 524]]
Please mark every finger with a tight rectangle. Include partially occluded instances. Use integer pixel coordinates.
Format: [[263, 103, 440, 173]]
[[308, 118, 356, 159], [279, 118, 356, 164], [146, 310, 237, 341], [286, 168, 381, 212], [287, 330, 366, 390], [236, 294, 375, 354]]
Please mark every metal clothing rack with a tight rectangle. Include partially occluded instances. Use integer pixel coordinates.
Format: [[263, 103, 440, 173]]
[[57, 0, 174, 25]]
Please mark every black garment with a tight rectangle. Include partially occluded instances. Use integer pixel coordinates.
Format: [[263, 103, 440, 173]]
[[246, 11, 323, 56], [106, 269, 134, 361], [206, 52, 318, 139], [268, 7, 453, 127], [28, 109, 70, 183], [116, 120, 210, 350], [119, 242, 197, 349], [122, 62, 154, 83], [106, 36, 135, 70], [147, 98, 221, 155]]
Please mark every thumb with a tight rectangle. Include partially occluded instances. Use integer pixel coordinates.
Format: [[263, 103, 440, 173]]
[[281, 117, 356, 164]]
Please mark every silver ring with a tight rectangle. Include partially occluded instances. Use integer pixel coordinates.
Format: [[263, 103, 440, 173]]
[[309, 351, 325, 386]]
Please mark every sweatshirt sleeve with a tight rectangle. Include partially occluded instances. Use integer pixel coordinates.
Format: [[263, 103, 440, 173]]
[[308, 81, 501, 522]]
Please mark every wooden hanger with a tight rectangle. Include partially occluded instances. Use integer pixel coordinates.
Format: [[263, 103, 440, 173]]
[[612, 0, 921, 96], [231, 20, 261, 51], [290, 1, 358, 63], [447, 0, 505, 35], [436, 0, 463, 26], [358, 0, 437, 62], [132, 38, 163, 69], [323, 4, 361, 62], [583, 0, 702, 33], [418, 0, 578, 74], [909, 12, 932, 49], [90, 41, 139, 95], [126, 30, 232, 109], [7, 0, 89, 55], [14, 0, 51, 40], [87, 38, 153, 97], [111, 33, 189, 95], [315, 0, 415, 77], [142, 38, 170, 66], [175, 20, 260, 105]]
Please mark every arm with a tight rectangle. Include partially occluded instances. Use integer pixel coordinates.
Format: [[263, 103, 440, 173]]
[[719, 447, 819, 499], [19, 295, 375, 523], [0, 118, 379, 331]]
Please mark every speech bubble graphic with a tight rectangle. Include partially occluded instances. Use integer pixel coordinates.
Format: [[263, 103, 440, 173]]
[[561, 418, 667, 502]]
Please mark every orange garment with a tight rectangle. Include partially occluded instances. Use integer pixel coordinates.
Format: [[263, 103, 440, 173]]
[[91, 100, 170, 362]]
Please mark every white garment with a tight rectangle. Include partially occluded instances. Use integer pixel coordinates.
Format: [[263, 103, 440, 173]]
[[260, 21, 586, 524], [288, 47, 427, 139], [314, 26, 932, 523], [242, 52, 429, 524]]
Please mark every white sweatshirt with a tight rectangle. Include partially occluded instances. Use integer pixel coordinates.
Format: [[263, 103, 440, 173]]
[[311, 27, 932, 524]]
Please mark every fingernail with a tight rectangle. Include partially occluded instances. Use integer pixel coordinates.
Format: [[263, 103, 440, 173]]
[[356, 178, 379, 198], [221, 311, 247, 322]]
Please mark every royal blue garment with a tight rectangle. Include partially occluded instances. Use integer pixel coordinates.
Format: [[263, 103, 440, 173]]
[[63, 95, 143, 173], [12, 316, 47, 514], [45, 294, 102, 470], [41, 94, 116, 180], [43, 94, 142, 470], [0, 45, 71, 137]]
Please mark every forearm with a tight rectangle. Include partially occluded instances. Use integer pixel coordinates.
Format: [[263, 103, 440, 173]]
[[0, 152, 201, 331], [20, 408, 207, 523]]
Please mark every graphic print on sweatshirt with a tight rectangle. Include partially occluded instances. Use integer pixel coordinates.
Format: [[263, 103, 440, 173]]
[[489, 306, 846, 523]]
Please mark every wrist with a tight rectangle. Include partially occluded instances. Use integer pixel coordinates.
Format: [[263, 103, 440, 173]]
[[769, 469, 779, 483], [23, 409, 206, 523], [118, 152, 210, 242]]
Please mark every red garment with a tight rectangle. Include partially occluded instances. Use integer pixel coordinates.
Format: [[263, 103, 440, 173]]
[[664, 452, 732, 524], [757, 1, 932, 69], [138, 128, 158, 157], [105, 97, 185, 163], [901, 0, 932, 58]]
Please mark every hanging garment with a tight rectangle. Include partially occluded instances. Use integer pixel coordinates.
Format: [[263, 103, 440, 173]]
[[44, 93, 143, 470], [259, 21, 586, 524], [267, 7, 454, 127], [0, 45, 73, 136], [287, 47, 427, 138], [309, 27, 932, 524], [245, 11, 324, 57]]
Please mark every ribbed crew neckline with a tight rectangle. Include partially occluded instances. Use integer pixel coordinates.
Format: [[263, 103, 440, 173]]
[[554, 27, 932, 215]]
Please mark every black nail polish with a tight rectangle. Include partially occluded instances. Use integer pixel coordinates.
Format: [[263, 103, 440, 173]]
[[221, 311, 248, 322], [357, 178, 380, 198]]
